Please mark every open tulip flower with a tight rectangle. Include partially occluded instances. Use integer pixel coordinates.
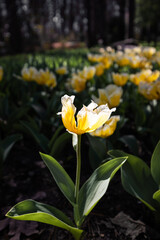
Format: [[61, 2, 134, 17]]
[[21, 66, 38, 82], [112, 72, 129, 86], [36, 68, 57, 88], [89, 115, 120, 138], [69, 74, 87, 92], [92, 84, 123, 108], [58, 94, 116, 135], [56, 66, 68, 75]]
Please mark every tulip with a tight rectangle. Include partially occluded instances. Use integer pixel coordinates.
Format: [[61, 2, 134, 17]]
[[58, 94, 115, 135], [89, 116, 120, 138], [92, 84, 123, 108]]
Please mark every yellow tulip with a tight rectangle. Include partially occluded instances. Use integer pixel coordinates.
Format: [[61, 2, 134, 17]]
[[129, 56, 142, 69], [0, 66, 3, 81], [69, 74, 86, 92], [142, 47, 156, 59], [78, 66, 96, 80], [36, 69, 57, 88], [100, 56, 112, 69], [95, 63, 105, 76], [115, 52, 130, 67], [112, 73, 129, 86], [21, 66, 38, 81], [87, 53, 103, 62], [145, 70, 160, 83], [56, 66, 68, 75], [89, 116, 120, 138], [58, 95, 116, 135], [138, 80, 160, 100], [130, 70, 159, 86], [92, 84, 123, 108]]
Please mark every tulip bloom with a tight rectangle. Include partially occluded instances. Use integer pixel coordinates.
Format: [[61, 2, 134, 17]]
[[36, 69, 57, 88], [89, 116, 120, 138], [69, 74, 87, 92], [58, 95, 115, 135], [112, 73, 129, 86], [95, 63, 105, 76], [56, 66, 68, 75], [92, 84, 123, 108], [21, 66, 38, 81]]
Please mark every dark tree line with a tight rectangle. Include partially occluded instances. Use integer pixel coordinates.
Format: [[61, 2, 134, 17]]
[[0, 0, 159, 54]]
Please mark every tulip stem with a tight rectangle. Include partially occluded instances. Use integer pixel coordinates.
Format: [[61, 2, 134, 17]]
[[75, 135, 81, 203]]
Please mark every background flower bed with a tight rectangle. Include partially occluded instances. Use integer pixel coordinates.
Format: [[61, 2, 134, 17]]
[[1, 47, 160, 239]]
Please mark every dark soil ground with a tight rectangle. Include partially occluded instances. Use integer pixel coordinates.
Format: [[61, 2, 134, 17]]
[[1, 140, 160, 240]]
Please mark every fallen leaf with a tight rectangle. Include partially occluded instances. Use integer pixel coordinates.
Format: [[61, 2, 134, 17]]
[[111, 211, 146, 240], [0, 218, 39, 240]]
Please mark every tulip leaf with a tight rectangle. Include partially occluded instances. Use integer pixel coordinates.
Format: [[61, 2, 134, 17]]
[[87, 135, 107, 169], [6, 200, 83, 240], [0, 134, 23, 162], [78, 157, 127, 226], [40, 153, 75, 205], [21, 121, 49, 152], [153, 190, 160, 206], [108, 150, 158, 211], [49, 132, 71, 157], [151, 140, 160, 187]]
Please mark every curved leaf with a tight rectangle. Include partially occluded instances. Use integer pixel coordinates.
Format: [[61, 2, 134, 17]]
[[6, 200, 83, 240], [49, 132, 71, 157], [21, 121, 49, 152], [109, 150, 158, 211], [151, 140, 160, 187], [0, 134, 23, 162], [77, 157, 127, 226], [40, 153, 75, 205], [153, 190, 160, 202]]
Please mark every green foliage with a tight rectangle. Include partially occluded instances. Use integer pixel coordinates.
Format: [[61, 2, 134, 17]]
[[40, 153, 75, 205], [108, 140, 160, 212], [77, 157, 127, 226], [6, 145, 126, 239], [6, 200, 83, 240], [0, 134, 22, 162]]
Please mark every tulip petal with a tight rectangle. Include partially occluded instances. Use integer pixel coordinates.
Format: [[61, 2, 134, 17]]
[[60, 95, 77, 133]]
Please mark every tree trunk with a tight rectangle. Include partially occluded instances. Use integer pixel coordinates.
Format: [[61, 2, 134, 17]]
[[5, 0, 23, 54], [128, 0, 135, 38]]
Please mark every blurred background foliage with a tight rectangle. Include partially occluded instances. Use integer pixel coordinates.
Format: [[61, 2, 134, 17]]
[[0, 0, 160, 55]]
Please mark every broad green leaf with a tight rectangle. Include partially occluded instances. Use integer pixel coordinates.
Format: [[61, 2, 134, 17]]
[[87, 135, 107, 169], [78, 157, 127, 226], [6, 200, 83, 240], [21, 121, 49, 152], [0, 134, 22, 162], [40, 153, 75, 205], [109, 150, 158, 211], [153, 190, 160, 203], [151, 140, 160, 187]]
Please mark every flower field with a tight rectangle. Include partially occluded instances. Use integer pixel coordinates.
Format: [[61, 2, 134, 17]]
[[1, 46, 160, 239]]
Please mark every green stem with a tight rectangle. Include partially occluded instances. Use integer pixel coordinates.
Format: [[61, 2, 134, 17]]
[[75, 135, 82, 203]]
